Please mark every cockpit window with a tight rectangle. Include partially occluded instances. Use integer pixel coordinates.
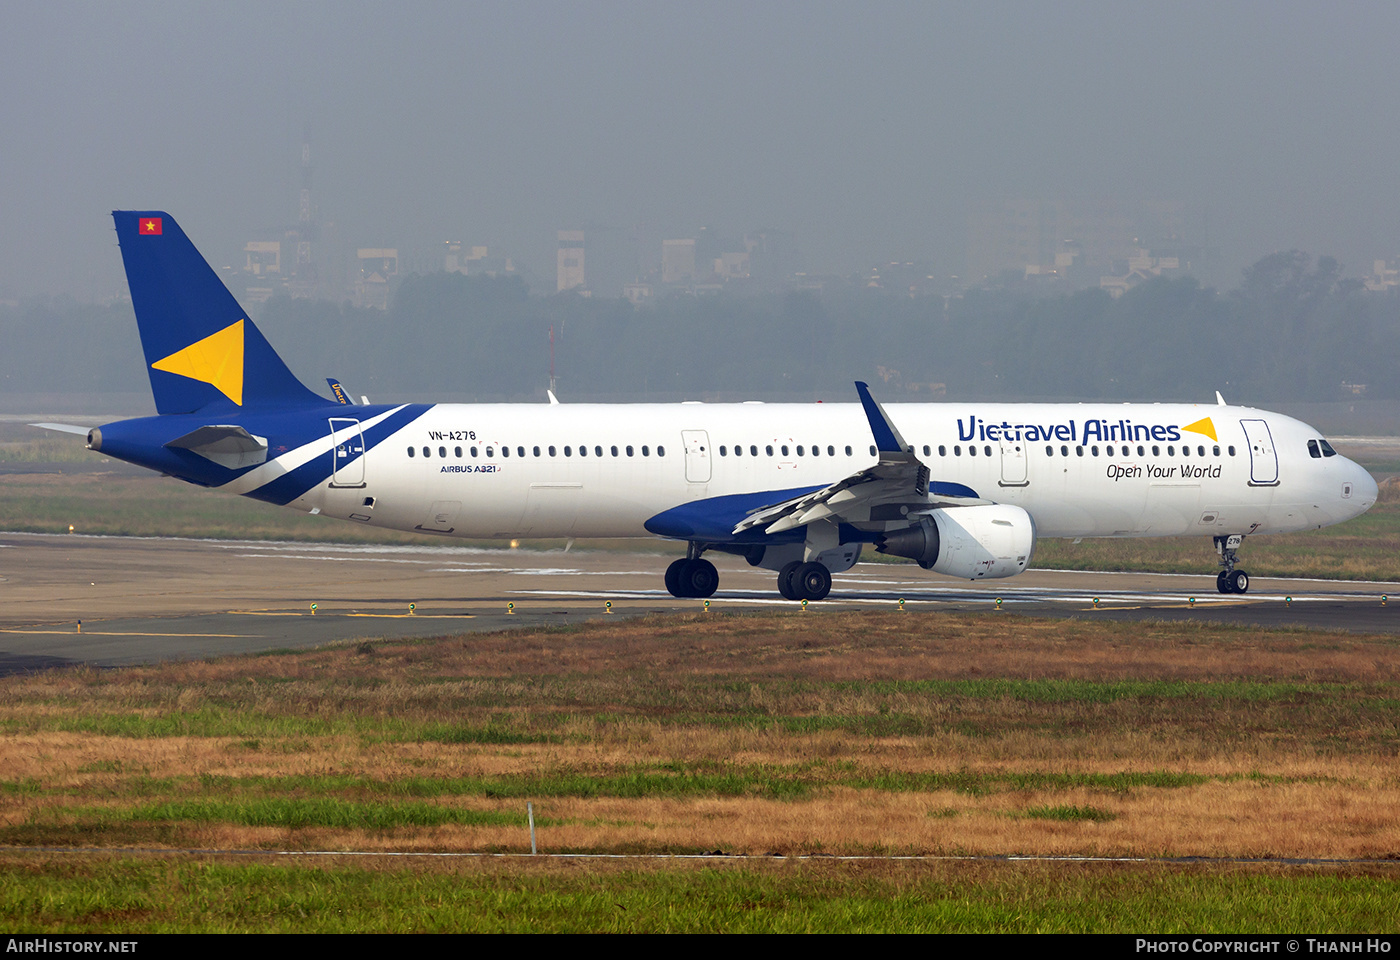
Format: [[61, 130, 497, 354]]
[[1308, 440, 1321, 459], [1319, 439, 1338, 457]]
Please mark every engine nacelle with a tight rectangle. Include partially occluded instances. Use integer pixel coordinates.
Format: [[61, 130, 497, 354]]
[[876, 504, 1036, 580]]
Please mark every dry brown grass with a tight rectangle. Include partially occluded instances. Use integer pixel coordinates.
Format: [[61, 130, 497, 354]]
[[0, 611, 1396, 859]]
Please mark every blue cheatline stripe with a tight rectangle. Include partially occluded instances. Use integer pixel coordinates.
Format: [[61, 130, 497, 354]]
[[244, 404, 432, 506]]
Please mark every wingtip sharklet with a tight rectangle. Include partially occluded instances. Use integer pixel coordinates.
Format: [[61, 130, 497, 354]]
[[854, 380, 907, 454]]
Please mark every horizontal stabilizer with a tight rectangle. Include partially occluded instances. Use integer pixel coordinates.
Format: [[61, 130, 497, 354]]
[[30, 423, 91, 436], [164, 424, 268, 470]]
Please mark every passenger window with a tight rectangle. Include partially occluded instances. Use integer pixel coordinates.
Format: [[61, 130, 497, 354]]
[[1061, 445, 1068, 456], [437, 446, 446, 458], [796, 445, 804, 456], [422, 446, 431, 458], [407, 446, 415, 458], [579, 445, 587, 457], [1105, 446, 1113, 457], [984, 446, 991, 457], [610, 446, 618, 457], [486, 447, 494, 457], [533, 446, 540, 457], [1152, 445, 1159, 456], [1182, 446, 1189, 457], [1228, 446, 1235, 456], [641, 446, 649, 456], [733, 445, 742, 457], [922, 445, 930, 456], [595, 446, 603, 457], [751, 445, 759, 456], [658, 446, 665, 456], [954, 445, 962, 456], [719, 445, 727, 456], [869, 445, 877, 456], [968, 445, 977, 457], [1045, 445, 1054, 456], [939, 445, 946, 456], [1197, 446, 1204, 457], [844, 446, 852, 456], [549, 446, 556, 457], [765, 445, 773, 456], [626, 446, 634, 457], [1136, 445, 1143, 456], [1091, 446, 1099, 457], [1212, 445, 1220, 457], [471, 446, 479, 457], [781, 445, 789, 456], [502, 446, 510, 458], [1076, 446, 1084, 457], [564, 446, 572, 457], [812, 445, 820, 457], [455, 446, 462, 458], [1167, 445, 1174, 455]]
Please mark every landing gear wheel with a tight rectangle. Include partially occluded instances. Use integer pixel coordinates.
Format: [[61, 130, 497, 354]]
[[1217, 571, 1231, 594], [665, 559, 690, 598], [777, 561, 802, 601], [684, 558, 719, 598], [1227, 569, 1250, 594], [794, 562, 832, 601]]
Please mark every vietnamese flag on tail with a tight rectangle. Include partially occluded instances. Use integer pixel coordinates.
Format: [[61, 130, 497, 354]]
[[140, 217, 162, 235]]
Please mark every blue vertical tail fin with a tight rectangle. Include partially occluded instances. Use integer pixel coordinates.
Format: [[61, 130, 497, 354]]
[[113, 211, 329, 415]]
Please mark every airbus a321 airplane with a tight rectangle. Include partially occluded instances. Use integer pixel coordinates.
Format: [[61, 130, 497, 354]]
[[52, 212, 1379, 601]]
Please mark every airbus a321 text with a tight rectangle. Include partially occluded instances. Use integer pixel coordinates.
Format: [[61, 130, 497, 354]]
[[51, 212, 1379, 601]]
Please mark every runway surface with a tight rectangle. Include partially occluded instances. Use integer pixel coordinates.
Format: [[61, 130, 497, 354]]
[[1, 531, 1397, 672]]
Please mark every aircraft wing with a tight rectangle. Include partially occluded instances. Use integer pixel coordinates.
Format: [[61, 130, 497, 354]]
[[731, 381, 989, 536]]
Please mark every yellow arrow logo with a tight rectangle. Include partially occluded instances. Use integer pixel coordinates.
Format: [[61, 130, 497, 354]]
[[151, 319, 245, 405], [1181, 416, 1217, 441]]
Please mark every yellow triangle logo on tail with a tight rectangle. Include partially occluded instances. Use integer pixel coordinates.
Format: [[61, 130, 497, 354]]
[[151, 319, 245, 405], [1181, 416, 1217, 441]]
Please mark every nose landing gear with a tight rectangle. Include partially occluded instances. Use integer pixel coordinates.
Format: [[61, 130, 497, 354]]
[[1215, 535, 1250, 594]]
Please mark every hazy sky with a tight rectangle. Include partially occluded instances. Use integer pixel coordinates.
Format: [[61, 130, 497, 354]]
[[4, 0, 1400, 300]]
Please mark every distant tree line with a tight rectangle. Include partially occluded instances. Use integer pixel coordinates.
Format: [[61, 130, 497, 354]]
[[4, 251, 1398, 406]]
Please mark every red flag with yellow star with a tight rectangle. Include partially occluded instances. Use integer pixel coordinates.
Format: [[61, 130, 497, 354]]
[[139, 217, 162, 235]]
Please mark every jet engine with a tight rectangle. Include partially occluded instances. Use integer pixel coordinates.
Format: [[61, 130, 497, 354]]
[[876, 504, 1035, 580]]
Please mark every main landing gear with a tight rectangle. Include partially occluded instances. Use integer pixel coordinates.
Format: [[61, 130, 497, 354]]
[[1214, 534, 1250, 594], [663, 545, 836, 602], [777, 560, 832, 602], [665, 547, 719, 599]]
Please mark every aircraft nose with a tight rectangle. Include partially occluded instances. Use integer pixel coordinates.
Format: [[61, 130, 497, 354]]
[[1352, 461, 1379, 507]]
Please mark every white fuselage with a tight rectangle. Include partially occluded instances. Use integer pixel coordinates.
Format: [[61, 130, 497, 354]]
[[288, 401, 1377, 544]]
